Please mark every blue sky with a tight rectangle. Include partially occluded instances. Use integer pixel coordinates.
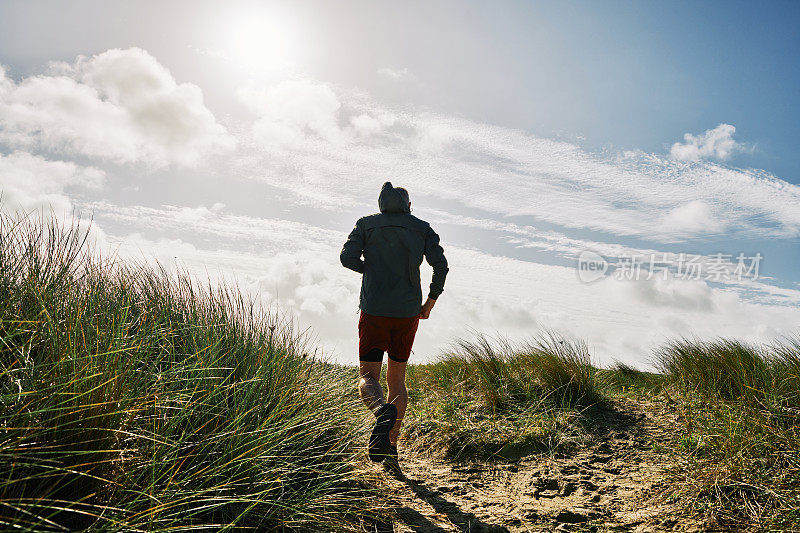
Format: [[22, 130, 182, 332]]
[[3, 0, 799, 178], [1, 0, 798, 366]]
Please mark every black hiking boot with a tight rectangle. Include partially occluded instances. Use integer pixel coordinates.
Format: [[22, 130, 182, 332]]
[[382, 444, 404, 480], [369, 403, 397, 462]]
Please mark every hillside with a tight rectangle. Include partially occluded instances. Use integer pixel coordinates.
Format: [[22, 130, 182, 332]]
[[1, 213, 798, 532]]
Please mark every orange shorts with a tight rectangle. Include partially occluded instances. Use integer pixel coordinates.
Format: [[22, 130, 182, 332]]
[[358, 310, 419, 363]]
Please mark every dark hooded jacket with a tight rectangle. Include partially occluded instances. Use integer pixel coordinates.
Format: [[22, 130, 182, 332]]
[[340, 182, 449, 318]]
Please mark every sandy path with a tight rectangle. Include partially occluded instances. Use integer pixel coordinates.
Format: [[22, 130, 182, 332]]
[[371, 399, 717, 533]]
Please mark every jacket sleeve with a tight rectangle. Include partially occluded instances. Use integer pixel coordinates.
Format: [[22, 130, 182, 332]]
[[340, 220, 365, 273], [424, 225, 449, 300]]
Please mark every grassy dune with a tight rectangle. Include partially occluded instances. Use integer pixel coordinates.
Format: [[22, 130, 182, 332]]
[[403, 336, 800, 529], [403, 334, 603, 459], [1, 211, 797, 531], [657, 338, 800, 530], [0, 213, 383, 531]]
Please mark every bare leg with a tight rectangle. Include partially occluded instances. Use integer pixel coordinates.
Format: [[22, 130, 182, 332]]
[[358, 361, 385, 413], [386, 358, 409, 446]]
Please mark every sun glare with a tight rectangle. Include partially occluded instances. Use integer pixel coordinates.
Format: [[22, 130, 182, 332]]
[[227, 13, 294, 73]]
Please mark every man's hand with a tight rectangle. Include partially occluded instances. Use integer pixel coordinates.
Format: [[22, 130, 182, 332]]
[[419, 297, 436, 319]]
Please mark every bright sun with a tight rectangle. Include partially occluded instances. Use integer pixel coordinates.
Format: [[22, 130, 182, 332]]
[[227, 13, 294, 73]]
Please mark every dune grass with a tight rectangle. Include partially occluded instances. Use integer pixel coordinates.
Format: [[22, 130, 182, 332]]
[[403, 333, 603, 459], [5, 209, 797, 531], [656, 337, 800, 530], [0, 212, 383, 532], [595, 361, 665, 397]]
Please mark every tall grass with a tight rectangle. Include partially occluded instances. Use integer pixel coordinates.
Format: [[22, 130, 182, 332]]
[[0, 211, 382, 531], [404, 333, 602, 458], [657, 338, 774, 403], [595, 362, 664, 396], [656, 337, 800, 530]]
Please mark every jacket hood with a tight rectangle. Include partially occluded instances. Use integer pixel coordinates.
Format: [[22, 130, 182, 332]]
[[378, 182, 410, 213]]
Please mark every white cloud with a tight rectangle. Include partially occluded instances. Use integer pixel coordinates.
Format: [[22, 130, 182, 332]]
[[350, 114, 383, 137], [624, 275, 723, 312], [88, 199, 798, 309], [232, 82, 800, 241], [0, 151, 110, 254], [670, 123, 739, 161], [0, 48, 235, 167], [237, 80, 343, 146], [236, 80, 400, 151], [661, 199, 724, 235], [426, 209, 791, 301], [377, 66, 416, 82], [0, 150, 104, 215]]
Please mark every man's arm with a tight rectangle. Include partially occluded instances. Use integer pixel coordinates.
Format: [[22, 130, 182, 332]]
[[424, 224, 448, 302], [340, 220, 365, 273]]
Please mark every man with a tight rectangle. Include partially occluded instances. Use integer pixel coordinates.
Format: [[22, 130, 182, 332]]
[[340, 182, 448, 478]]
